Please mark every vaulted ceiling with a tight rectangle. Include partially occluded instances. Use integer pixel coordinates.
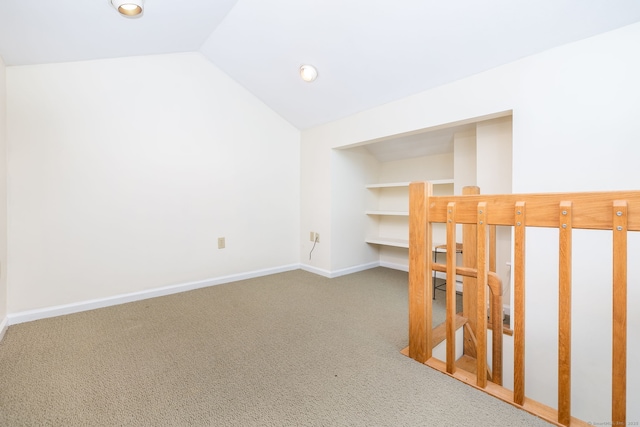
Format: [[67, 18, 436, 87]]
[[2, 0, 640, 130]]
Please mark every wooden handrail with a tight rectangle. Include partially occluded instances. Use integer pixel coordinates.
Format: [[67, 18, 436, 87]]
[[426, 191, 640, 230]]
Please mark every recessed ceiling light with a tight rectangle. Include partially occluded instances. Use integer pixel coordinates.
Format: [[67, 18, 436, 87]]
[[300, 64, 318, 83], [111, 0, 144, 17]]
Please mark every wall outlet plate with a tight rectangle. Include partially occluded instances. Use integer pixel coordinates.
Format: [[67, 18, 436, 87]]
[[218, 237, 225, 249]]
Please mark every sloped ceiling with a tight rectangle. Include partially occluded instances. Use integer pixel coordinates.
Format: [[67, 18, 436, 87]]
[[1, 0, 640, 130]]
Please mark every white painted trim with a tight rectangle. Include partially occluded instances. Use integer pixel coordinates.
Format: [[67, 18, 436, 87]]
[[300, 261, 380, 278], [299, 264, 333, 278], [0, 317, 7, 342], [329, 261, 380, 278], [379, 261, 409, 272], [7, 264, 300, 325]]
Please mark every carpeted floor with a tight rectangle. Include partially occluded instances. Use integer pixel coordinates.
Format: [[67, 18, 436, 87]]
[[0, 267, 550, 426]]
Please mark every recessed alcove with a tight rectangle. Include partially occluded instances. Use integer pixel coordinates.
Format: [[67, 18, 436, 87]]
[[331, 111, 513, 310]]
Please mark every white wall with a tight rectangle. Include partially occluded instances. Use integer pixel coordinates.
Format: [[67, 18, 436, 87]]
[[7, 52, 300, 315], [0, 55, 7, 339], [300, 126, 333, 274], [378, 152, 453, 183], [300, 22, 640, 423], [329, 147, 379, 273], [476, 117, 513, 310], [476, 117, 512, 194], [453, 129, 477, 193]]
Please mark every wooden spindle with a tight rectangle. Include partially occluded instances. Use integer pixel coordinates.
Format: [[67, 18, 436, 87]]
[[488, 224, 497, 327], [476, 203, 488, 388], [446, 202, 457, 374], [513, 202, 526, 406], [463, 186, 480, 359], [612, 201, 627, 425], [558, 201, 573, 426]]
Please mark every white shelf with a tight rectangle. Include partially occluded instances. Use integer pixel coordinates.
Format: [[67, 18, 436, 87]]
[[365, 179, 453, 189], [429, 179, 454, 185], [365, 210, 409, 216], [366, 182, 410, 189], [365, 237, 409, 248]]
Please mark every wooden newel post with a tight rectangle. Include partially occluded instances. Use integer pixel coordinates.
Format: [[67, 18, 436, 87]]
[[408, 181, 433, 363]]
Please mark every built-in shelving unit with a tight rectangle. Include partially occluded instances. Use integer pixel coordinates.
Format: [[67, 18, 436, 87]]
[[365, 179, 454, 249], [334, 113, 511, 312]]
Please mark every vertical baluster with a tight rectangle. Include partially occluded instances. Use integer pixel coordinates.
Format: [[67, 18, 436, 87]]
[[476, 203, 488, 387], [489, 225, 497, 272], [489, 223, 503, 386], [463, 186, 480, 359], [488, 224, 497, 327], [446, 202, 457, 374], [491, 280, 503, 386], [513, 202, 526, 406], [612, 201, 627, 425], [558, 201, 573, 426]]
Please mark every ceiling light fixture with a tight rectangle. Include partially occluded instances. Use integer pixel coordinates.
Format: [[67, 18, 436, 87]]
[[300, 64, 318, 83], [111, 0, 144, 17]]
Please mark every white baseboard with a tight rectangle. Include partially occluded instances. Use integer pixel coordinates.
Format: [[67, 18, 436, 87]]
[[301, 261, 409, 277], [0, 316, 7, 342], [299, 264, 333, 278], [7, 264, 300, 326], [300, 261, 380, 278], [328, 262, 380, 278], [379, 261, 409, 272]]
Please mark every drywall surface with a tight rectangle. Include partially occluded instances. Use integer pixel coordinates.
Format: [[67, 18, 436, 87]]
[[329, 147, 379, 272], [0, 55, 7, 333], [7, 52, 300, 313], [453, 129, 477, 193]]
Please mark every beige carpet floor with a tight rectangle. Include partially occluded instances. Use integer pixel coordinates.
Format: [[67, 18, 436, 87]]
[[0, 267, 550, 426]]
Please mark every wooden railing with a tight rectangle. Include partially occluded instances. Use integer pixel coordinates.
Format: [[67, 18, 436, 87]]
[[403, 181, 638, 426]]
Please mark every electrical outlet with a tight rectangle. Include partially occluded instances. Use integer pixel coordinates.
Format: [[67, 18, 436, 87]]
[[218, 237, 225, 249], [315, 232, 320, 243], [310, 231, 315, 242]]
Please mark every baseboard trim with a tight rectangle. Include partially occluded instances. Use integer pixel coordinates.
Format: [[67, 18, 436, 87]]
[[0, 316, 7, 342], [300, 261, 380, 278], [299, 264, 333, 278], [379, 261, 409, 272], [329, 262, 380, 278], [7, 264, 300, 326]]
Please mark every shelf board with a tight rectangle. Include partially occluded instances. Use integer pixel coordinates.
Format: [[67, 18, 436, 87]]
[[366, 179, 453, 189], [366, 182, 410, 189], [430, 179, 454, 185], [365, 210, 409, 216], [365, 237, 409, 248]]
